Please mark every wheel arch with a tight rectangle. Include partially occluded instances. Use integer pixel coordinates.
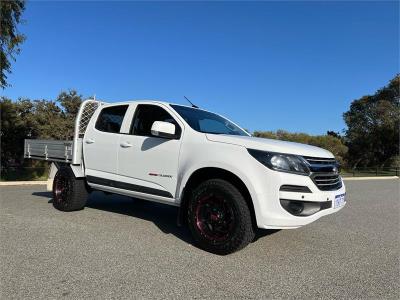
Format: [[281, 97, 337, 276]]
[[177, 167, 257, 228]]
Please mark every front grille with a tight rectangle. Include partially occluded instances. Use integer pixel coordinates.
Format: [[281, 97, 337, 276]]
[[302, 156, 337, 165], [311, 174, 342, 191], [303, 156, 342, 191]]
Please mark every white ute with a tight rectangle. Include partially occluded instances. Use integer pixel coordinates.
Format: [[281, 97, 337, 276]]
[[25, 99, 346, 254]]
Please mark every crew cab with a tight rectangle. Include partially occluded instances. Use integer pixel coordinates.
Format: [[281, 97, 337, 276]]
[[24, 99, 346, 254]]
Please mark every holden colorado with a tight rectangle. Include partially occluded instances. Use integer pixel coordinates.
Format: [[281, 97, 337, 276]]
[[24, 99, 346, 254]]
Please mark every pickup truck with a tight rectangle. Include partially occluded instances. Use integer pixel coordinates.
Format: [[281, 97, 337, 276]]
[[25, 99, 346, 254]]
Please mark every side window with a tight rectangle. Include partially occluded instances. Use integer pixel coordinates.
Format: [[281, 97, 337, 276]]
[[199, 119, 229, 134], [95, 105, 128, 133], [130, 104, 180, 137]]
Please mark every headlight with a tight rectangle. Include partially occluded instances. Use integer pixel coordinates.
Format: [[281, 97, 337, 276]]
[[247, 149, 310, 175]]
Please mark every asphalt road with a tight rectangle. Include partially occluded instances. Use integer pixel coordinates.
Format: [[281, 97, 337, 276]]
[[1, 179, 399, 299]]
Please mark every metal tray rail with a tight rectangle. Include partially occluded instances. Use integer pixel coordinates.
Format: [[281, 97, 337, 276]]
[[24, 139, 73, 163]]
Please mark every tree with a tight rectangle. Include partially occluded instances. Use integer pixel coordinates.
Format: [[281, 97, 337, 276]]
[[327, 131, 341, 140], [0, 0, 26, 88], [343, 75, 399, 168], [0, 97, 30, 167], [253, 130, 348, 166], [57, 90, 84, 137], [0, 90, 83, 169]]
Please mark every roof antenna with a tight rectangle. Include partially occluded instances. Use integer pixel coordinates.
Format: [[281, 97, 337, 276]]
[[184, 96, 199, 108]]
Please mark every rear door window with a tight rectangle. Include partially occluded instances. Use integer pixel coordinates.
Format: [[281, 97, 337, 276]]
[[95, 105, 128, 133]]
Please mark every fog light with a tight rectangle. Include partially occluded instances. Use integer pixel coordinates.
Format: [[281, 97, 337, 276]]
[[280, 199, 331, 217], [288, 201, 304, 215]]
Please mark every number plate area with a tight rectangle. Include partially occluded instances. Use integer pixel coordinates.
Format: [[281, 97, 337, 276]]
[[334, 193, 346, 208]]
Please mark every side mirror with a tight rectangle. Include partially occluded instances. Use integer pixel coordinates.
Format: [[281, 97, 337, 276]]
[[151, 121, 177, 139]]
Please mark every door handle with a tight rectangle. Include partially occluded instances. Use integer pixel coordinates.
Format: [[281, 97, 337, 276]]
[[85, 139, 95, 144], [120, 141, 132, 148]]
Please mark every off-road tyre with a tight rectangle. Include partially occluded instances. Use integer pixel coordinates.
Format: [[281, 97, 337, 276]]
[[52, 166, 88, 211], [187, 179, 255, 255]]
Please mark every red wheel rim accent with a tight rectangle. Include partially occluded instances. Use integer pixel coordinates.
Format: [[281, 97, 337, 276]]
[[195, 193, 235, 242], [54, 174, 71, 205]]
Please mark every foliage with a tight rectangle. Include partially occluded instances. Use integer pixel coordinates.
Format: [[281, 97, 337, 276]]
[[253, 130, 348, 166], [0, 90, 83, 169], [0, 97, 30, 168], [1, 75, 399, 179], [0, 0, 26, 88], [343, 75, 399, 168], [56, 90, 86, 137], [0, 166, 48, 181]]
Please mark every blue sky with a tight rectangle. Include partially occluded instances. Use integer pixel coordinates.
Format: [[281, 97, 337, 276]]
[[3, 1, 398, 134]]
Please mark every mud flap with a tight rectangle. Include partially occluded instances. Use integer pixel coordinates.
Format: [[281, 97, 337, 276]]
[[47, 163, 59, 191]]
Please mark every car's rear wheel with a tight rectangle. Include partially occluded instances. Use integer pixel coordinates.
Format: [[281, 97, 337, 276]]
[[52, 166, 88, 211], [187, 179, 255, 255]]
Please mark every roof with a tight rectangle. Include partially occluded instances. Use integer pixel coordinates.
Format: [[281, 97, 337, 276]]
[[94, 99, 198, 110]]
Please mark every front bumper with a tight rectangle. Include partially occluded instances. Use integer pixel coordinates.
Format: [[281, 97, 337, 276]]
[[248, 160, 346, 229]]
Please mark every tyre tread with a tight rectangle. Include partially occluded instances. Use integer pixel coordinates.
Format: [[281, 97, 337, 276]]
[[188, 179, 255, 255], [52, 166, 88, 211]]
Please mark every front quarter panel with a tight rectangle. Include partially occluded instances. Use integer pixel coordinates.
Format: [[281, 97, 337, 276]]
[[177, 133, 346, 229], [177, 133, 265, 222]]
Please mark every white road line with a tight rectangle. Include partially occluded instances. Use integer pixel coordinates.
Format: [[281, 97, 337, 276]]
[[0, 181, 47, 186], [343, 176, 399, 181]]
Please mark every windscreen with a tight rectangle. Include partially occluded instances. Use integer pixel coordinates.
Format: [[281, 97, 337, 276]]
[[171, 105, 249, 136]]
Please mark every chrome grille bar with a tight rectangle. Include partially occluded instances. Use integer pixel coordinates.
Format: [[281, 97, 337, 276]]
[[303, 156, 342, 191], [315, 180, 341, 186]]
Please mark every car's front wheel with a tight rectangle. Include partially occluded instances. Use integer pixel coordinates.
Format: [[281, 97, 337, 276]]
[[187, 179, 255, 255]]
